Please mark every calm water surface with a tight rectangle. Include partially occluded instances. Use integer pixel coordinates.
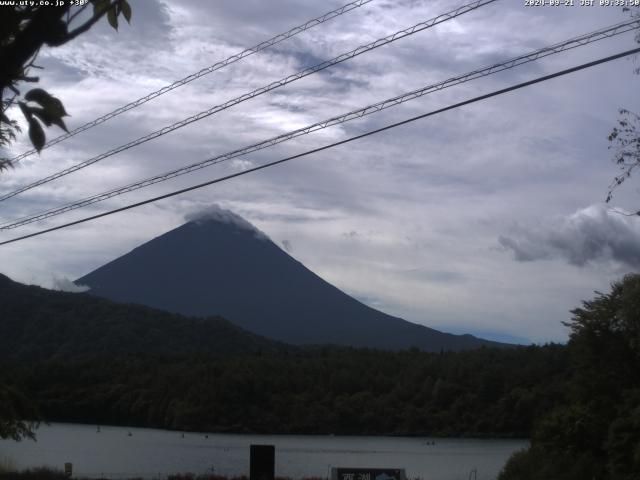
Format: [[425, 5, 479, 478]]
[[0, 423, 527, 479]]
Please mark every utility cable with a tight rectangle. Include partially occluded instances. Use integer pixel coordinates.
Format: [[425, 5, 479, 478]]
[[0, 0, 497, 202], [1, 46, 638, 247], [2, 19, 637, 230], [7, 0, 375, 165]]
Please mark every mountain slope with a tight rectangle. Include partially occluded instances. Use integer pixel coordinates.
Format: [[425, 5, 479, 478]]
[[0, 273, 285, 361], [77, 209, 507, 351]]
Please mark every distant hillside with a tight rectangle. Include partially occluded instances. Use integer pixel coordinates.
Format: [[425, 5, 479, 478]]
[[0, 273, 286, 361], [77, 208, 508, 352]]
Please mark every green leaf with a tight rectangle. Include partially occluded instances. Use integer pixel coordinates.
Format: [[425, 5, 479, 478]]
[[43, 18, 69, 47], [30, 108, 52, 127], [24, 88, 53, 105], [28, 118, 45, 153], [44, 97, 68, 118], [51, 117, 68, 133], [120, 0, 132, 23], [25, 88, 68, 118], [92, 0, 110, 16], [107, 6, 118, 30], [31, 108, 69, 133]]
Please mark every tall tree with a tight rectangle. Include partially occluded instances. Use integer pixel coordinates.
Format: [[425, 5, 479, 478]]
[[0, 0, 132, 441], [606, 7, 640, 213], [500, 274, 640, 480]]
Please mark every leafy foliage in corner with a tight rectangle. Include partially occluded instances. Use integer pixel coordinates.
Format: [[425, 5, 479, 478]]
[[0, 0, 132, 165], [499, 274, 640, 480]]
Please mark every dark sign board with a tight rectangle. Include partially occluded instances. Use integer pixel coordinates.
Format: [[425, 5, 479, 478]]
[[333, 468, 406, 480], [250, 444, 275, 480]]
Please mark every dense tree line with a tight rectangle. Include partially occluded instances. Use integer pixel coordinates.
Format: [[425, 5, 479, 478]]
[[500, 274, 640, 480], [3, 344, 567, 438]]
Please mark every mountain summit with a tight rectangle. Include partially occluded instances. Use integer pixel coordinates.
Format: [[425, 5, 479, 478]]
[[77, 207, 505, 351]]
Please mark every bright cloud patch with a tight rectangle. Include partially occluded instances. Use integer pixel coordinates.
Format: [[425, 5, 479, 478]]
[[52, 277, 90, 293], [185, 204, 269, 240], [499, 205, 640, 269]]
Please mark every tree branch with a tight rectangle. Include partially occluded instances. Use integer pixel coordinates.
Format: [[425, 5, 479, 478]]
[[0, 6, 68, 90]]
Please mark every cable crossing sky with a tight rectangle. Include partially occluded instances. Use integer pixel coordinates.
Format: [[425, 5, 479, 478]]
[[0, 0, 498, 203], [2, 18, 638, 230], [1, 46, 638, 247], [7, 0, 374, 165]]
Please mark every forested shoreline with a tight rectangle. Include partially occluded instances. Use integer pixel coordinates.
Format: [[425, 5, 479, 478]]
[[2, 344, 566, 438], [2, 274, 639, 479]]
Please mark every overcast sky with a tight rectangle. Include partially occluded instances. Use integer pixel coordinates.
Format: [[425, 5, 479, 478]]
[[1, 0, 639, 344]]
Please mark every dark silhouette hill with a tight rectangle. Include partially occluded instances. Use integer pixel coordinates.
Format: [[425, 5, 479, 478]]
[[0, 273, 285, 361], [77, 208, 507, 351]]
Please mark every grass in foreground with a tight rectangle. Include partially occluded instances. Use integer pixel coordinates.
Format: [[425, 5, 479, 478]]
[[0, 468, 328, 480]]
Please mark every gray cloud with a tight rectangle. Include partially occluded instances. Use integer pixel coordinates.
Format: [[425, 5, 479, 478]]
[[0, 1, 636, 344], [499, 205, 640, 269], [51, 277, 90, 293], [184, 204, 269, 240], [281, 239, 293, 253], [402, 268, 465, 284]]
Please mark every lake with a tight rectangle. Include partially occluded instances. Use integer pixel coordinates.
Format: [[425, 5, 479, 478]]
[[0, 423, 527, 479]]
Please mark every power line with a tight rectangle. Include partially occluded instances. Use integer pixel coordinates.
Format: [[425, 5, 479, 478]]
[[6, 0, 374, 165], [3, 18, 637, 230], [2, 46, 638, 247], [0, 0, 498, 202]]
